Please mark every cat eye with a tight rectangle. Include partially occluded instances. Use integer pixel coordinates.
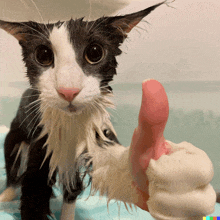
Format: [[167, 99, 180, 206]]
[[34, 45, 54, 67], [103, 129, 111, 138], [84, 44, 105, 64]]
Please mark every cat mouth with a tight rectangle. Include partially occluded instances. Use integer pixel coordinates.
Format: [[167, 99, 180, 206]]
[[67, 103, 78, 112], [62, 103, 84, 114]]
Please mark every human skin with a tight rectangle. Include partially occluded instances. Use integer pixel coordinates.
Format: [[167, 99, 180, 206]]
[[129, 79, 172, 211]]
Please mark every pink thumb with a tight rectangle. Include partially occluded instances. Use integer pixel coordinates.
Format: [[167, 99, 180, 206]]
[[130, 79, 170, 192]]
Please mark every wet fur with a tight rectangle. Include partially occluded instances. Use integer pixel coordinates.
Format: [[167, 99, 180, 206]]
[[0, 2, 166, 220]]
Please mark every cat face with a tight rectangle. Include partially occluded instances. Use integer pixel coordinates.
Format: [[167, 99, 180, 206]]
[[0, 2, 164, 114], [34, 19, 124, 114]]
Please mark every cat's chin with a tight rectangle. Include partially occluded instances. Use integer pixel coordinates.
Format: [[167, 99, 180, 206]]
[[61, 104, 84, 116]]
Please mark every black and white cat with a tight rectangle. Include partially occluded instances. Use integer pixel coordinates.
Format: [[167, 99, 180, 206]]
[[0, 2, 164, 219]]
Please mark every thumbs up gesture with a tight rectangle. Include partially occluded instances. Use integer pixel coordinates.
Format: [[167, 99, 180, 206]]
[[129, 79, 171, 210], [130, 79, 170, 192], [129, 79, 216, 217]]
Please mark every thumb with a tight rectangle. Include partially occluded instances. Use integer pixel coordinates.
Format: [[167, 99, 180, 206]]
[[130, 79, 170, 192]]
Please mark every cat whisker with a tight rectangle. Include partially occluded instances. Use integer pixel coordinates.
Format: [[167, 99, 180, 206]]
[[38, 22, 51, 39], [82, 94, 97, 101], [135, 24, 149, 33], [17, 22, 49, 41], [30, 101, 47, 123], [18, 0, 50, 38], [28, 87, 41, 92], [87, 20, 96, 34], [27, 111, 41, 138], [24, 100, 41, 114], [19, 0, 29, 9], [87, 16, 109, 34], [107, 107, 118, 117], [29, 113, 43, 139], [19, 32, 47, 41], [100, 84, 112, 89], [101, 83, 113, 88], [104, 99, 121, 119], [88, 0, 92, 22], [29, 0, 44, 22], [91, 103, 98, 113], [21, 94, 40, 99], [108, 81, 116, 86], [86, 101, 97, 113], [30, 119, 41, 138], [94, 100, 108, 113], [29, 104, 48, 138], [29, 0, 51, 35], [19, 105, 39, 128], [39, 96, 59, 105], [100, 84, 113, 89], [23, 98, 41, 109], [100, 89, 113, 94], [85, 20, 90, 32], [134, 28, 142, 37], [141, 19, 151, 26], [165, 0, 176, 9], [20, 97, 46, 128]]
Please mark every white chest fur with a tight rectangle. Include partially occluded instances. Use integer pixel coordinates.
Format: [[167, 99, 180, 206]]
[[38, 97, 114, 187]]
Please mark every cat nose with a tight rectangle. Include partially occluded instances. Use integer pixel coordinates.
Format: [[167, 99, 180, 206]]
[[57, 87, 81, 102]]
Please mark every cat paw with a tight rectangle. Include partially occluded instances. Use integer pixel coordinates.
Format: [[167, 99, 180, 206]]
[[0, 187, 18, 202]]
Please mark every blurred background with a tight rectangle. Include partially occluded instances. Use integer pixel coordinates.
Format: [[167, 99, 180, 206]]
[[0, 0, 220, 193]]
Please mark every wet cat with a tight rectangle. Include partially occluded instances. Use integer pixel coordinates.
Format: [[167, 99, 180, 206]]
[[0, 2, 164, 219]]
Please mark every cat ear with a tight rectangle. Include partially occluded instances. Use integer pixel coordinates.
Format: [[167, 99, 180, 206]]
[[110, 1, 165, 34], [0, 20, 26, 41]]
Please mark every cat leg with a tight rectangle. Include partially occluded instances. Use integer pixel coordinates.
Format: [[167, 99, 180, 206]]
[[0, 127, 26, 202], [61, 170, 84, 220], [20, 135, 53, 220], [61, 202, 76, 220], [0, 187, 20, 202]]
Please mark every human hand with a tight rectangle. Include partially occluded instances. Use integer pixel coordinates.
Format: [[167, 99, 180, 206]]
[[129, 79, 216, 218], [129, 79, 173, 210]]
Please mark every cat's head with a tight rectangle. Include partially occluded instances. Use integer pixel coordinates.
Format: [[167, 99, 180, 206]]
[[0, 2, 164, 115]]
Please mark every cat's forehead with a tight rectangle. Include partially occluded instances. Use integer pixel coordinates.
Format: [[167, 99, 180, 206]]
[[51, 18, 110, 44], [46, 19, 107, 48], [52, 18, 89, 35], [49, 22, 72, 55]]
